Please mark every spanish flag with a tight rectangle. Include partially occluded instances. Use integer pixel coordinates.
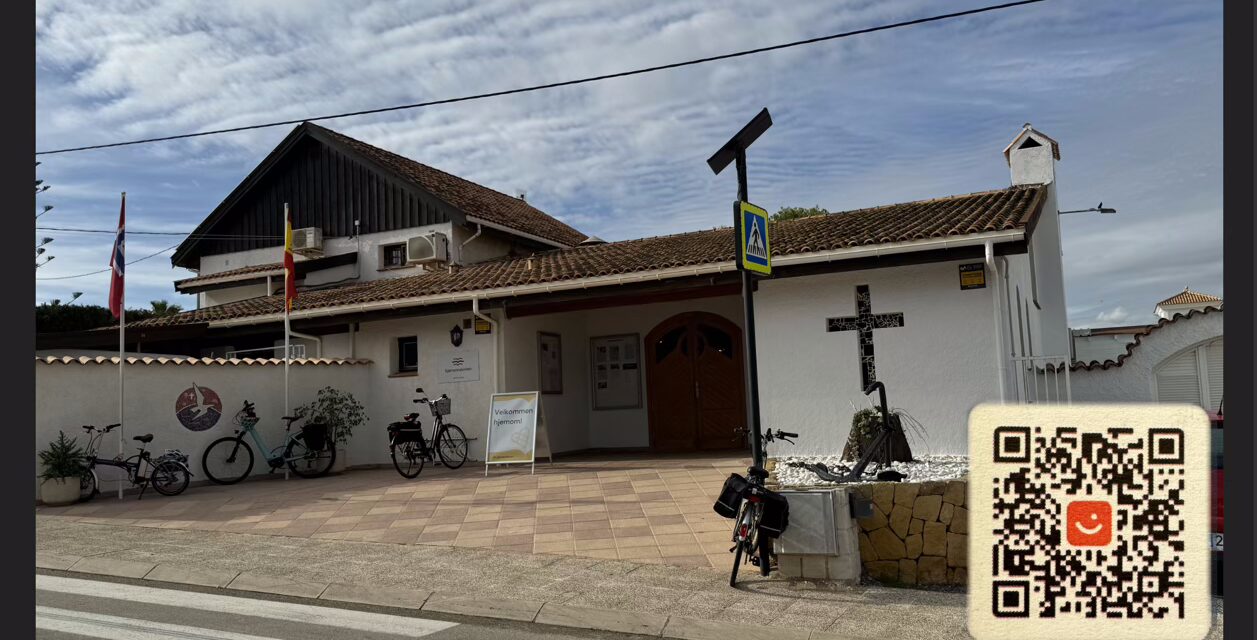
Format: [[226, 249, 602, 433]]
[[283, 204, 296, 312]]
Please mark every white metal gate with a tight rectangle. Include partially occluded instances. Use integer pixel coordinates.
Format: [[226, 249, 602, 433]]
[[1012, 355, 1072, 404]]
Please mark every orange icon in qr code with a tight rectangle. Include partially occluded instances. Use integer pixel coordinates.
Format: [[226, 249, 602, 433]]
[[1066, 501, 1112, 546]]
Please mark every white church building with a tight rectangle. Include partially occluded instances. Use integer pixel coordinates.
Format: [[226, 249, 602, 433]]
[[40, 122, 1071, 465]]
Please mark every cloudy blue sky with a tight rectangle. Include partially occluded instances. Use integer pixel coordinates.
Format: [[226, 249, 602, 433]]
[[35, 0, 1222, 327]]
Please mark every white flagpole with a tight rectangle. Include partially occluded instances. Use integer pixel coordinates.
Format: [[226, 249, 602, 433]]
[[117, 191, 126, 500], [284, 203, 291, 419]]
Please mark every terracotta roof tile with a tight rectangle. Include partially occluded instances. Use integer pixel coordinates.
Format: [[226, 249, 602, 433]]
[[312, 124, 587, 247], [129, 184, 1045, 329], [1156, 288, 1222, 307], [174, 263, 284, 288]]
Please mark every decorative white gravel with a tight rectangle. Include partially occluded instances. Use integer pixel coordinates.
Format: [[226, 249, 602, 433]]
[[775, 454, 969, 486]]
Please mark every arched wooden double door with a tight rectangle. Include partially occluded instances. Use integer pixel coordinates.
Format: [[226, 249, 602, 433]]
[[645, 312, 746, 452]]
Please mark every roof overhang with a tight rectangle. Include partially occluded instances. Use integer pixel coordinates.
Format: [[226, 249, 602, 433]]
[[207, 228, 1025, 329]]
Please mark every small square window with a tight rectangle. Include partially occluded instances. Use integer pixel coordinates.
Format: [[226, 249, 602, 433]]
[[381, 243, 407, 268], [397, 336, 418, 373]]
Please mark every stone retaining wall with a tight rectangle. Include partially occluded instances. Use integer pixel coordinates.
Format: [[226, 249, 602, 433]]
[[850, 479, 969, 586]]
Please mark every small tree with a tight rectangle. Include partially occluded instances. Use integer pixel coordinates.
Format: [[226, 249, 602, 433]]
[[771, 205, 829, 222], [39, 431, 86, 480], [150, 300, 183, 317], [298, 387, 368, 447]]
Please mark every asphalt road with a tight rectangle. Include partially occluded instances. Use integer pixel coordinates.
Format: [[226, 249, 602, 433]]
[[36, 572, 646, 640]]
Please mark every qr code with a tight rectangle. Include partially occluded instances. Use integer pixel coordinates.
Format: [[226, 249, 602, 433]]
[[968, 405, 1210, 640]]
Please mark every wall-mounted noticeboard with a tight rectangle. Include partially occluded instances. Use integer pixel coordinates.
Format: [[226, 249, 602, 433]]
[[590, 333, 641, 410]]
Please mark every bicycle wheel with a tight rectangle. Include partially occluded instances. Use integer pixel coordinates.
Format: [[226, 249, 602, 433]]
[[202, 437, 255, 485], [78, 469, 98, 503], [150, 461, 190, 496], [285, 434, 335, 478], [391, 441, 425, 479], [435, 424, 469, 469], [729, 539, 745, 587]]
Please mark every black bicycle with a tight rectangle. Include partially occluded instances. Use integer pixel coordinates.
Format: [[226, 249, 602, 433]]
[[717, 428, 796, 586], [387, 387, 469, 478], [78, 424, 192, 501]]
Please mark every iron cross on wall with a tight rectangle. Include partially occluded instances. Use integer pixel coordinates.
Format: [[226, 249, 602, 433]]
[[826, 285, 905, 389]]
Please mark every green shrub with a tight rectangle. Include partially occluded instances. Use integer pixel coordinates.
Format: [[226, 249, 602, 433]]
[[298, 387, 367, 446], [39, 431, 86, 480]]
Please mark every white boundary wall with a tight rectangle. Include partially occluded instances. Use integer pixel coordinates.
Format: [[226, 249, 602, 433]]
[[35, 358, 370, 500]]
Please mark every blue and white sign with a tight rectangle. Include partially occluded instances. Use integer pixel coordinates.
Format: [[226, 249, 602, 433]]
[[737, 201, 771, 275]]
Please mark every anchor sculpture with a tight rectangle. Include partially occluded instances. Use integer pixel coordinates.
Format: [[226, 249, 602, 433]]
[[789, 381, 907, 484]]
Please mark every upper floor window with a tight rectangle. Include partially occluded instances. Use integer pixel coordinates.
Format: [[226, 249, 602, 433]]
[[381, 243, 407, 269]]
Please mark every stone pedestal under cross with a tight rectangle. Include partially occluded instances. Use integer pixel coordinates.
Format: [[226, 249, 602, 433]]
[[826, 284, 905, 389]]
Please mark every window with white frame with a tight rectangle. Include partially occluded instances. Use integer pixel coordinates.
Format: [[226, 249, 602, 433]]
[[1154, 338, 1223, 410]]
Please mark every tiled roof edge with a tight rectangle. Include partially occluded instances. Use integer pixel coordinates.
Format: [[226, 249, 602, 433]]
[[1068, 305, 1223, 371]]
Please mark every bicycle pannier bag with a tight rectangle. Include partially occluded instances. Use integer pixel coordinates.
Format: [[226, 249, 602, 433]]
[[757, 488, 790, 538], [301, 423, 329, 451], [713, 473, 750, 518], [387, 422, 424, 445]]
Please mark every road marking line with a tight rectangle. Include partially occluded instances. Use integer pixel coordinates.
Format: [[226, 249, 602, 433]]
[[37, 575, 457, 637], [37, 606, 282, 640]]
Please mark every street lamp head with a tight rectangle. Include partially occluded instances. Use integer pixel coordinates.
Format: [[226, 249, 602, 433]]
[[39, 236, 54, 247]]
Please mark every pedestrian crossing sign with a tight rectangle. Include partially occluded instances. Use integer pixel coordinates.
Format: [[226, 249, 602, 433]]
[[737, 201, 771, 275]]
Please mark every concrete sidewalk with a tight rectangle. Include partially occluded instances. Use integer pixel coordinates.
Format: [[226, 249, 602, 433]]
[[36, 516, 1224, 640]]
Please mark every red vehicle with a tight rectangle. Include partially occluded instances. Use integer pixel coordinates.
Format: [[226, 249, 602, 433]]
[[1209, 409, 1223, 595]]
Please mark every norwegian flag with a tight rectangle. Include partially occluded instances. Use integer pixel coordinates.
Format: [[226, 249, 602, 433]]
[[108, 193, 126, 319]]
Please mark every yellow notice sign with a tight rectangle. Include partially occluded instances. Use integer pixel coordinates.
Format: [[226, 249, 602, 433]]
[[737, 201, 771, 275], [960, 262, 986, 289]]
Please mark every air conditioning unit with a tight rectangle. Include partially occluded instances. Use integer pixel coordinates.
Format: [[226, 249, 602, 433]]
[[291, 227, 323, 257], [407, 232, 449, 265]]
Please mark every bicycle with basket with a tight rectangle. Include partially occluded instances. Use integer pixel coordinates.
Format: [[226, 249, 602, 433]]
[[387, 387, 470, 479], [200, 400, 336, 484]]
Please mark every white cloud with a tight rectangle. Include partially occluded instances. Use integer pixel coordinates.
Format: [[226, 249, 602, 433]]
[[1095, 306, 1131, 324], [35, 0, 1223, 320]]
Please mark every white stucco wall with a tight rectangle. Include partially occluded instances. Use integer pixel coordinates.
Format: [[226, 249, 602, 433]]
[[35, 360, 370, 499], [1069, 311, 1223, 403], [338, 311, 500, 467], [1072, 332, 1141, 364], [754, 261, 1001, 456]]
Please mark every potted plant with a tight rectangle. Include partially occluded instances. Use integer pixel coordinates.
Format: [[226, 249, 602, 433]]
[[39, 431, 86, 506], [299, 386, 367, 473]]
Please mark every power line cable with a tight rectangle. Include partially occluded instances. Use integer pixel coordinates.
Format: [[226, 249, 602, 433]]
[[37, 225, 284, 240], [35, 244, 181, 281], [35, 1, 1045, 156]]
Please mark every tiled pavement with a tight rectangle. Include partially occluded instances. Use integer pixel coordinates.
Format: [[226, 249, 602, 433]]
[[39, 454, 749, 570]]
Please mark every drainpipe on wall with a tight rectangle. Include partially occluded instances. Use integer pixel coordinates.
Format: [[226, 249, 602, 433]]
[[472, 297, 502, 392], [288, 329, 322, 358], [985, 241, 1007, 403]]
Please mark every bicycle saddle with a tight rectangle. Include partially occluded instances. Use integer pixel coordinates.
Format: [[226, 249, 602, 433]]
[[281, 415, 302, 423], [133, 434, 154, 443]]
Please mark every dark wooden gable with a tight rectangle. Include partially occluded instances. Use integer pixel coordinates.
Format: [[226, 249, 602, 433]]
[[172, 124, 465, 269]]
